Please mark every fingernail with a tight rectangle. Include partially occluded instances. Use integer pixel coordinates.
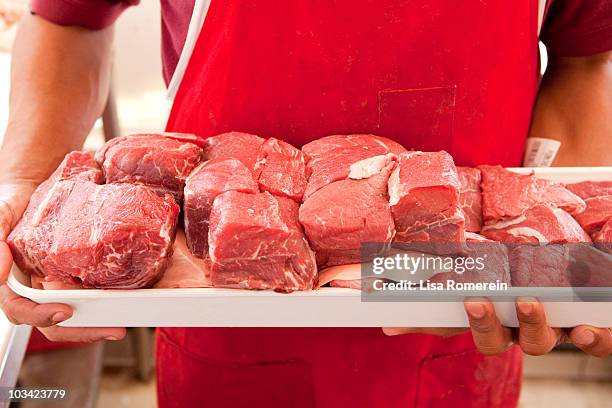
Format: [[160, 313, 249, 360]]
[[516, 297, 537, 315], [574, 329, 595, 346], [517, 302, 533, 315], [51, 312, 68, 323], [104, 336, 120, 341], [465, 303, 486, 319]]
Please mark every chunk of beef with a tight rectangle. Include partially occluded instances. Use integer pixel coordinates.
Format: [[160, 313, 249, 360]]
[[479, 165, 585, 222], [302, 134, 406, 199], [209, 191, 316, 291], [481, 205, 591, 244], [95, 133, 202, 199], [299, 158, 395, 268], [184, 158, 259, 257], [202, 132, 265, 172], [457, 167, 483, 232], [9, 180, 179, 289], [389, 151, 465, 244], [253, 138, 308, 201]]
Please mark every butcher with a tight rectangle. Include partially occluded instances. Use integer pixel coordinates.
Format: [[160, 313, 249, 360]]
[[0, 1, 611, 406]]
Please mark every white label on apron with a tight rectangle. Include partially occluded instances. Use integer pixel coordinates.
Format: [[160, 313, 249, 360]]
[[523, 137, 561, 167]]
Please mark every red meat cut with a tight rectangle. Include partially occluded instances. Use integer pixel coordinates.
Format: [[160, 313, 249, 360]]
[[49, 151, 104, 184], [209, 191, 316, 291], [299, 156, 396, 268], [184, 158, 259, 258], [457, 166, 483, 232], [95, 133, 202, 200], [429, 232, 510, 286], [566, 181, 612, 199], [594, 218, 612, 253], [389, 151, 465, 244], [479, 165, 585, 222], [8, 153, 179, 288], [203, 132, 265, 172], [253, 137, 308, 202], [566, 181, 612, 236], [510, 244, 612, 287], [481, 205, 591, 244], [302, 134, 406, 199], [8, 151, 103, 276], [571, 196, 612, 234]]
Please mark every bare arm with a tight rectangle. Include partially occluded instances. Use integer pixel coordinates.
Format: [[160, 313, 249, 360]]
[[0, 15, 125, 342], [393, 51, 612, 358], [465, 52, 612, 358], [529, 51, 612, 166], [0, 14, 113, 183]]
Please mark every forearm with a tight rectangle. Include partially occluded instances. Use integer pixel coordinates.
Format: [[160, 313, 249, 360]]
[[529, 51, 612, 166], [0, 15, 113, 184]]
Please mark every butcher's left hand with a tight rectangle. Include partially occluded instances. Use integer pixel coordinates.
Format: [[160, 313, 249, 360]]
[[383, 299, 612, 358]]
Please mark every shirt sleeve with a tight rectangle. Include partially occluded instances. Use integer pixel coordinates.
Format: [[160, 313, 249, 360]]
[[540, 0, 612, 57], [30, 0, 140, 30]]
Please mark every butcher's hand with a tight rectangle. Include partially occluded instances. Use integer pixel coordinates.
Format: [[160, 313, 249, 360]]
[[0, 182, 126, 342], [384, 299, 611, 358], [464, 299, 611, 357]]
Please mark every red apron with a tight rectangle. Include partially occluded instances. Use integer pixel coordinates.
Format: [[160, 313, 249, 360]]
[[161, 1, 539, 406]]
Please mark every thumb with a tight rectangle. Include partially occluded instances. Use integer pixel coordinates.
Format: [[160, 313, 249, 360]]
[[0, 199, 15, 240], [0, 241, 13, 285], [0, 241, 12, 283], [0, 182, 38, 240]]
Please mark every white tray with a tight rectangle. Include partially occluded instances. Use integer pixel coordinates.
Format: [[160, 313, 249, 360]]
[[7, 167, 612, 328]]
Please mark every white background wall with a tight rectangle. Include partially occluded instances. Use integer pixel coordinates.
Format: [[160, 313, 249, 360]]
[[0, 0, 168, 148]]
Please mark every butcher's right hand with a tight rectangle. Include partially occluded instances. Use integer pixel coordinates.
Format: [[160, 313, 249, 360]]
[[0, 181, 126, 342]]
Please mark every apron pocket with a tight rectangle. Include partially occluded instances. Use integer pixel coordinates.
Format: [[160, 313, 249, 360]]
[[415, 347, 522, 408], [156, 330, 316, 408], [377, 86, 456, 152]]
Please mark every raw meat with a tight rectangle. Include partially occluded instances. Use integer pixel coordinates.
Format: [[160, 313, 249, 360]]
[[430, 233, 510, 285], [510, 244, 612, 287], [571, 196, 612, 234], [7, 151, 103, 276], [302, 134, 406, 199], [566, 181, 612, 235], [566, 181, 612, 199], [595, 218, 612, 242], [510, 245, 571, 287], [203, 132, 265, 172], [317, 233, 510, 290], [184, 158, 258, 257], [481, 205, 591, 244], [253, 137, 308, 201], [594, 218, 612, 253], [299, 158, 395, 268], [479, 165, 586, 222], [209, 191, 316, 291], [9, 179, 179, 289], [457, 167, 483, 232], [389, 151, 465, 244], [50, 151, 104, 184], [95, 133, 202, 200]]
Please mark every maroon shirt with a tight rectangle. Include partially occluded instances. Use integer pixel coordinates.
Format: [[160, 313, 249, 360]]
[[31, 0, 612, 86]]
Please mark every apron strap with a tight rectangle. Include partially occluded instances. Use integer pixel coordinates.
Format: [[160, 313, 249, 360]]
[[167, 0, 212, 103]]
